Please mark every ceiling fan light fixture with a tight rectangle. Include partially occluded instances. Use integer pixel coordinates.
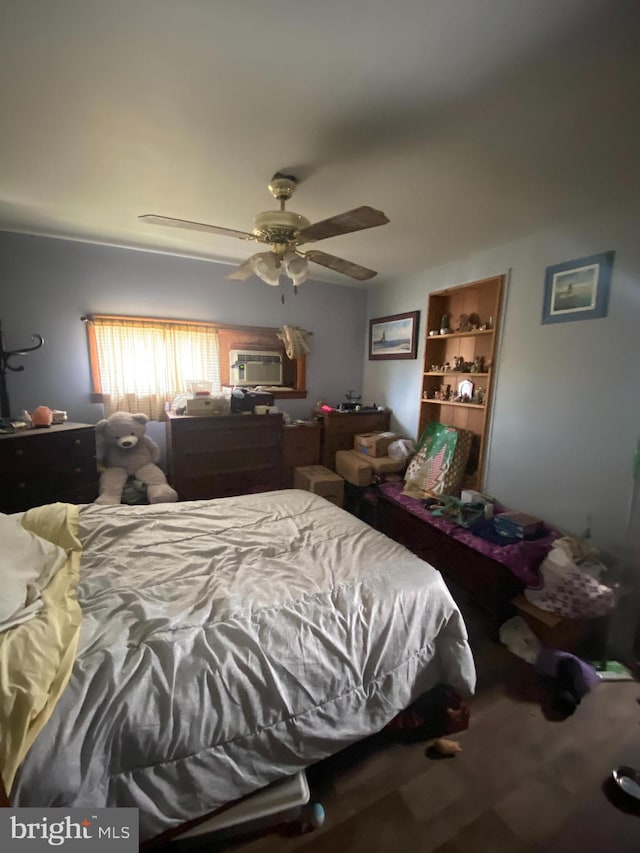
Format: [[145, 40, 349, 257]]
[[249, 251, 281, 286], [283, 251, 309, 287]]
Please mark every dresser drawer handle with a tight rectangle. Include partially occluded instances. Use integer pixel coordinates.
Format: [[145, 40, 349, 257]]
[[74, 467, 84, 474], [73, 439, 82, 446], [18, 482, 27, 489], [15, 449, 25, 457]]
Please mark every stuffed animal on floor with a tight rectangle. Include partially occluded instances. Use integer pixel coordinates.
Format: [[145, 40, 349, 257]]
[[94, 411, 178, 505]]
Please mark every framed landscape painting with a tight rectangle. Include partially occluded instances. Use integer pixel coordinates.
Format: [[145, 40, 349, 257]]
[[369, 311, 419, 360], [542, 251, 614, 325]]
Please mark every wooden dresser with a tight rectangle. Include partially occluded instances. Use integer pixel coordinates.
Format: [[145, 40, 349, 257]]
[[315, 409, 392, 470], [0, 422, 98, 513], [282, 423, 322, 487], [165, 413, 283, 501], [375, 486, 523, 633]]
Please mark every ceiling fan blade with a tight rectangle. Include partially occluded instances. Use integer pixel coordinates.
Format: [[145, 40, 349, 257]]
[[298, 206, 389, 243], [225, 257, 256, 280], [139, 214, 255, 241], [305, 250, 377, 281]]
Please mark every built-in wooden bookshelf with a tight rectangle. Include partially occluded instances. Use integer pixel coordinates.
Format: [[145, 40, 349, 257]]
[[418, 275, 504, 489]]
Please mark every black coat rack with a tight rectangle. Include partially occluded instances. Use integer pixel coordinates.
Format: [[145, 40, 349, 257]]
[[0, 318, 44, 420]]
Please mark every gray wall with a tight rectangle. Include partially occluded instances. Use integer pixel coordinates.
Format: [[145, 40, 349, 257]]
[[0, 231, 367, 441], [364, 202, 640, 565], [3, 219, 638, 566]]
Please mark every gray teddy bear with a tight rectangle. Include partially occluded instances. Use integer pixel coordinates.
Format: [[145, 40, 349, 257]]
[[94, 411, 178, 505]]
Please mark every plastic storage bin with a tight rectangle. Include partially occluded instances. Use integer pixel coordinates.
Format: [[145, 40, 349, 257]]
[[172, 771, 324, 843], [187, 380, 214, 397]]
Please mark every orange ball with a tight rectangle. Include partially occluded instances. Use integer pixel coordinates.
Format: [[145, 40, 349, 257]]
[[31, 406, 53, 427]]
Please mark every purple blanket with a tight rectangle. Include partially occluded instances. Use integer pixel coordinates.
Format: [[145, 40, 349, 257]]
[[377, 481, 560, 587]]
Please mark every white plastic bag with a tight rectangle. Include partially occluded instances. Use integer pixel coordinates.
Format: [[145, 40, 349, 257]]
[[499, 615, 541, 664], [387, 438, 416, 461]]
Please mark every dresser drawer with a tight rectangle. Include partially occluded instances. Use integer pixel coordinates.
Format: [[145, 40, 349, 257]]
[[1, 479, 99, 514], [321, 413, 390, 435], [283, 425, 321, 463], [4, 461, 97, 508], [282, 424, 322, 488], [169, 416, 282, 459], [1, 428, 95, 474], [173, 463, 280, 501], [0, 423, 98, 513], [175, 427, 282, 460]]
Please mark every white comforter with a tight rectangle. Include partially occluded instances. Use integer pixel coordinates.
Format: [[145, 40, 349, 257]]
[[13, 490, 476, 839]]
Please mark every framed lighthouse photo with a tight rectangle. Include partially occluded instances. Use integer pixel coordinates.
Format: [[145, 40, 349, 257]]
[[369, 311, 419, 360]]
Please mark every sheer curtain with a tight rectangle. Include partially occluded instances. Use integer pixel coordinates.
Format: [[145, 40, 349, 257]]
[[86, 316, 221, 419]]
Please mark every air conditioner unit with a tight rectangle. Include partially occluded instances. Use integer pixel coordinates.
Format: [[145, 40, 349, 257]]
[[229, 350, 283, 386]]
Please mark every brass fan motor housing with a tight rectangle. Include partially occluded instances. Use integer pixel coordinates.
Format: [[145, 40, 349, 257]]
[[252, 210, 310, 245]]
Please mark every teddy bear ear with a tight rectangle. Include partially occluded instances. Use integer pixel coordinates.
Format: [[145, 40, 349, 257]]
[[132, 413, 149, 425], [95, 419, 108, 434]]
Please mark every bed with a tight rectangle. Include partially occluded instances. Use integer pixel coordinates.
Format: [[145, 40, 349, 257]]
[[3, 489, 476, 841]]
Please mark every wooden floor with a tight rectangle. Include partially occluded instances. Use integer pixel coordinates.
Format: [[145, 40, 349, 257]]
[[205, 600, 640, 853]]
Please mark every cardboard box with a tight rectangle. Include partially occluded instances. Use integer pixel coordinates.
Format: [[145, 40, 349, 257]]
[[511, 594, 590, 652], [294, 465, 344, 507], [364, 454, 405, 475], [335, 450, 405, 486], [353, 431, 398, 458], [335, 450, 374, 487]]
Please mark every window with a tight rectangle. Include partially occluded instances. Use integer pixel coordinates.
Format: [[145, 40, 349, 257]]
[[85, 315, 220, 419]]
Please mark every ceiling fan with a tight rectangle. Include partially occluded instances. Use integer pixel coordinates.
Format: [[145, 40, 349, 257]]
[[139, 173, 390, 291]]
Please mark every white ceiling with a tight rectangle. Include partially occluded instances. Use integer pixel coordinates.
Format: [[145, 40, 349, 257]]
[[1, 0, 639, 285]]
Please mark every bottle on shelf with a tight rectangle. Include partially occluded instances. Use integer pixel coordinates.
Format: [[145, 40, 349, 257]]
[[439, 313, 449, 335]]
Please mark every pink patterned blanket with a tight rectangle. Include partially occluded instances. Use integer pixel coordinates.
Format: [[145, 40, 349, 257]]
[[377, 481, 560, 587]]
